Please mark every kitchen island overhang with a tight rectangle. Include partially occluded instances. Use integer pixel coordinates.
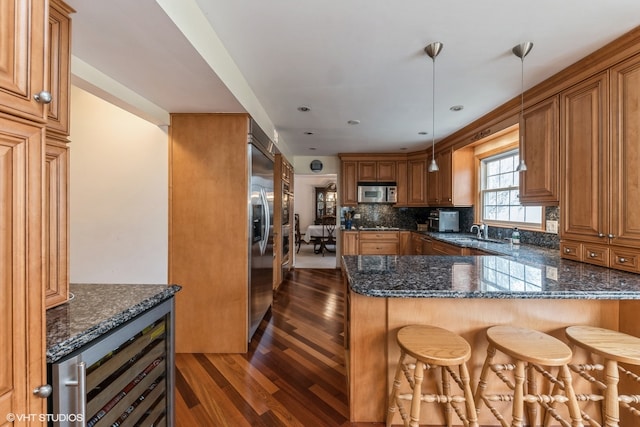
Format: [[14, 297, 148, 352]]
[[342, 254, 640, 425]]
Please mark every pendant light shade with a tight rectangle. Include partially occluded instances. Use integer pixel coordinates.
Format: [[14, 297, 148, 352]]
[[425, 42, 443, 173], [513, 42, 533, 172]]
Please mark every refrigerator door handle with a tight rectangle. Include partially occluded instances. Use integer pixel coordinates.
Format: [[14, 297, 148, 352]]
[[259, 187, 269, 255]]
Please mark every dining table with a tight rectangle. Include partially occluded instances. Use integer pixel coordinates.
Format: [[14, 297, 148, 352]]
[[302, 224, 337, 254]]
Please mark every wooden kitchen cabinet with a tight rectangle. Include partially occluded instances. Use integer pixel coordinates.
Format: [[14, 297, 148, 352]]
[[359, 231, 400, 255], [0, 0, 58, 422], [342, 231, 359, 256], [430, 239, 465, 255], [45, 142, 69, 308], [426, 147, 474, 207], [519, 96, 560, 205], [45, 0, 73, 309], [407, 155, 428, 206], [561, 61, 640, 273], [609, 54, 640, 257], [341, 160, 358, 206], [358, 160, 396, 182], [561, 72, 608, 245], [395, 160, 408, 206], [399, 231, 412, 255]]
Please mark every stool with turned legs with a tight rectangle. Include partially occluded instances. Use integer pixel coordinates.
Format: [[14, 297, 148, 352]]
[[474, 325, 584, 427], [386, 324, 478, 427], [564, 325, 640, 427]]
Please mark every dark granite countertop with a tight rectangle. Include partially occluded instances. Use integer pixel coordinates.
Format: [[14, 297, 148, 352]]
[[342, 235, 640, 299], [46, 283, 181, 363]]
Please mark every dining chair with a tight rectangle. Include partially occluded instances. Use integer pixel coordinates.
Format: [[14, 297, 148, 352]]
[[294, 214, 302, 253], [321, 215, 337, 256]]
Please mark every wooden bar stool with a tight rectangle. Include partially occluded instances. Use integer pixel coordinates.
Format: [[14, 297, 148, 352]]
[[474, 325, 584, 427], [565, 325, 640, 427], [386, 325, 478, 427]]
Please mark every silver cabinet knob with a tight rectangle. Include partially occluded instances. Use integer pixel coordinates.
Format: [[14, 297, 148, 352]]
[[619, 257, 627, 263], [598, 233, 605, 238], [564, 248, 571, 253], [33, 384, 52, 398], [589, 252, 597, 258], [608, 234, 615, 239], [33, 91, 52, 104]]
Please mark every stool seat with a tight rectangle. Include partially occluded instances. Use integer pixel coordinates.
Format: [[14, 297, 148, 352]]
[[487, 325, 573, 365], [397, 325, 471, 366], [566, 325, 640, 365], [388, 325, 477, 427]]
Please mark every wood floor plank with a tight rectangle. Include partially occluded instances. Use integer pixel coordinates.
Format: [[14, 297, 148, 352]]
[[175, 268, 385, 426]]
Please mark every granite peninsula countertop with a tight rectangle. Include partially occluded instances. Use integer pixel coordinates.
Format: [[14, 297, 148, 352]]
[[46, 283, 181, 363], [342, 233, 640, 299]]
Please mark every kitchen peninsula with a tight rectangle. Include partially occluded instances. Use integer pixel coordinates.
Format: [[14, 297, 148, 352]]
[[341, 244, 640, 424]]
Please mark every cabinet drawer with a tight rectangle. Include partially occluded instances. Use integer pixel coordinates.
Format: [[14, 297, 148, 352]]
[[359, 241, 399, 255], [610, 248, 640, 273], [560, 241, 582, 261], [431, 240, 463, 255], [359, 231, 399, 241], [582, 244, 609, 267]]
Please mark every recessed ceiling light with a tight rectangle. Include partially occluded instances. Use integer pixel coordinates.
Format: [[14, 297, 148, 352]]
[[400, 147, 408, 151], [304, 131, 314, 135], [450, 105, 464, 112], [347, 119, 360, 125], [309, 147, 317, 150], [418, 131, 428, 135], [297, 106, 311, 112]]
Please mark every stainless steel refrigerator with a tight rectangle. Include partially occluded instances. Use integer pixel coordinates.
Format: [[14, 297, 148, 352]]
[[248, 123, 274, 341]]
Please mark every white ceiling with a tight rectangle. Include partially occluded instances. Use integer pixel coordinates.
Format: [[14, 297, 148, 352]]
[[66, 0, 640, 157]]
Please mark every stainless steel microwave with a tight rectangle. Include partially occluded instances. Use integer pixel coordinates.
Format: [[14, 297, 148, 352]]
[[357, 185, 397, 203]]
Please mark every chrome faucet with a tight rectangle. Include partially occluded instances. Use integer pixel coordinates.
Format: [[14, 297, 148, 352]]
[[481, 223, 489, 240], [470, 224, 481, 239]]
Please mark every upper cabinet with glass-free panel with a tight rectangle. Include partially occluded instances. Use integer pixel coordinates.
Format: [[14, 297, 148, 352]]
[[519, 96, 560, 205]]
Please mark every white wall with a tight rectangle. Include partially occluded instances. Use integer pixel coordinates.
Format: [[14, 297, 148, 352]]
[[69, 86, 169, 283]]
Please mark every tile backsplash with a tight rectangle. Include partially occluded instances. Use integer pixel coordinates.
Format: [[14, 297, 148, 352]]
[[342, 204, 560, 249]]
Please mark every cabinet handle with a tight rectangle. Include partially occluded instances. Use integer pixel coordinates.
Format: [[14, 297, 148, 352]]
[[598, 233, 605, 238], [66, 362, 87, 427], [33, 384, 52, 398], [589, 252, 597, 258], [448, 198, 452, 202], [33, 90, 52, 104], [608, 234, 615, 239], [564, 248, 571, 253], [619, 257, 627, 263]]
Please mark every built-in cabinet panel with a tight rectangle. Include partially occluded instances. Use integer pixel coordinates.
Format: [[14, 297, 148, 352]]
[[341, 160, 358, 206], [560, 72, 609, 244], [170, 113, 253, 353], [561, 58, 640, 273], [45, 142, 69, 307], [341, 231, 359, 256], [0, 0, 74, 420], [274, 154, 294, 290], [395, 160, 408, 206], [358, 160, 396, 182], [45, 0, 73, 309], [0, 0, 47, 123], [0, 114, 47, 426], [519, 96, 560, 205], [407, 156, 427, 206], [610, 54, 640, 251], [426, 148, 474, 207]]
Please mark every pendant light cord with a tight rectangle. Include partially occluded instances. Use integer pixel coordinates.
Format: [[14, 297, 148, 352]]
[[432, 56, 436, 160]]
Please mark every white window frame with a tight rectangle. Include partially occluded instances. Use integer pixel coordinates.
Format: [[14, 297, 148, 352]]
[[479, 149, 543, 230]]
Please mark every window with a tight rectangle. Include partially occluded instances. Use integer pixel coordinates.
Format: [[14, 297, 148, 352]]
[[481, 150, 542, 226]]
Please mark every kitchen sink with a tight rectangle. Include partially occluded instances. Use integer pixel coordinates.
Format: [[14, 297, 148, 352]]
[[448, 236, 506, 244]]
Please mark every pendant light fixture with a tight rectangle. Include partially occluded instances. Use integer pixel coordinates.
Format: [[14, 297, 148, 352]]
[[513, 42, 533, 172], [425, 42, 443, 173]]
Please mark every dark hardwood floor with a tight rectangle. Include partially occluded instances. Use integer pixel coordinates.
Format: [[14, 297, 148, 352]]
[[175, 268, 383, 426]]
